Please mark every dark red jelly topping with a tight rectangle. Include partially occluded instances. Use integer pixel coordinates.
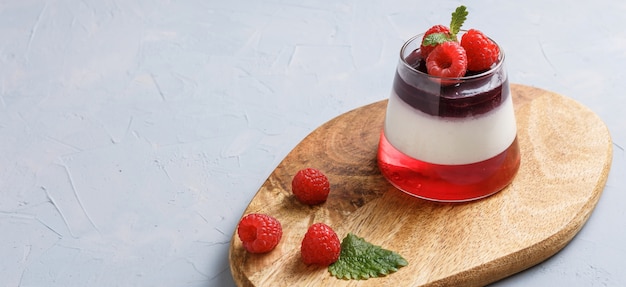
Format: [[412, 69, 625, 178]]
[[393, 49, 509, 118]]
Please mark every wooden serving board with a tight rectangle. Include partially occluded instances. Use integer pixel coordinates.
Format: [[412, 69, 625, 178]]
[[228, 84, 613, 287]]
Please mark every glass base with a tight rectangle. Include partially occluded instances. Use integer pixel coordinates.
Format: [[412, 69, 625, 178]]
[[377, 132, 521, 202]]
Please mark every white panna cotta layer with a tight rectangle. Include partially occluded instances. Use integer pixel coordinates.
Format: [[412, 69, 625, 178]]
[[384, 91, 517, 165]]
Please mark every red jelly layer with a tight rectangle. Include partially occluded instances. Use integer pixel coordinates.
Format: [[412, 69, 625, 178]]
[[377, 131, 521, 202]]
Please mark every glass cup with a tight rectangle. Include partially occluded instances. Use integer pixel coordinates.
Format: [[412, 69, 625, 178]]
[[377, 32, 521, 202]]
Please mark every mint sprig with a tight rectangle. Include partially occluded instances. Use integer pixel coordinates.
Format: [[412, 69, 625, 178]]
[[449, 5, 468, 38], [422, 33, 452, 47], [329, 233, 408, 280], [422, 5, 468, 47]]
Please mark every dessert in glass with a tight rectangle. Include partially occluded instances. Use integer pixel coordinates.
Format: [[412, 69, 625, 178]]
[[377, 11, 520, 202]]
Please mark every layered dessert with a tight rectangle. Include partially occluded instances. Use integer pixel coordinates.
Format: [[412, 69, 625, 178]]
[[377, 6, 520, 202]]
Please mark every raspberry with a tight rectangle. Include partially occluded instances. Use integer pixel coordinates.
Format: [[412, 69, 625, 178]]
[[460, 29, 500, 71], [291, 168, 330, 205], [426, 41, 467, 78], [301, 223, 341, 266], [420, 25, 451, 58], [237, 213, 282, 253]]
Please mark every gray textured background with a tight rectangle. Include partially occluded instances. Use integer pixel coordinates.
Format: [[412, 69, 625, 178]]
[[1, 1, 624, 286]]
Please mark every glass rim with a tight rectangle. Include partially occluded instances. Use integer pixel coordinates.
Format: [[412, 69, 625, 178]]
[[399, 31, 506, 81]]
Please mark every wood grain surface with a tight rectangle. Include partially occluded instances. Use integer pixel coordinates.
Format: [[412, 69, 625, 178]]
[[228, 84, 613, 287]]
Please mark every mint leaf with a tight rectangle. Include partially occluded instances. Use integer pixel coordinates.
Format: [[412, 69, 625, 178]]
[[329, 233, 408, 280], [422, 32, 453, 47], [449, 5, 468, 37]]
